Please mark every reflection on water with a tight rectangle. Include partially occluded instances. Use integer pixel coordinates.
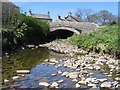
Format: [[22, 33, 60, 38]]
[[13, 63, 76, 88], [2, 48, 49, 80]]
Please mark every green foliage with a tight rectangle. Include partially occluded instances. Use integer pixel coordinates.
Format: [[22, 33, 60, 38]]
[[63, 24, 119, 56], [2, 13, 50, 48], [13, 14, 49, 44]]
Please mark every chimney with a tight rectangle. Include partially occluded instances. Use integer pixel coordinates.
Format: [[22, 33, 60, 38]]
[[28, 9, 32, 16]]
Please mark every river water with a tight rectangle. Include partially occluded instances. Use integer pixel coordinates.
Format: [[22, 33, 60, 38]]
[[2, 47, 115, 89]]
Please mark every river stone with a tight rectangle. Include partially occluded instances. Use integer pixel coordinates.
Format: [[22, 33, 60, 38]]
[[49, 62, 56, 65], [106, 74, 112, 77], [85, 78, 92, 83], [75, 83, 81, 88], [98, 78, 107, 82], [58, 80, 64, 83], [16, 70, 30, 74], [112, 81, 118, 86], [4, 79, 9, 83], [101, 82, 111, 88], [87, 66, 93, 70], [92, 79, 98, 84], [51, 82, 59, 88], [12, 76, 20, 80], [94, 65, 101, 70], [39, 82, 50, 87], [49, 58, 58, 63], [68, 72, 79, 79], [58, 70, 62, 74], [51, 74, 56, 76], [44, 59, 49, 62], [58, 64, 62, 67], [115, 77, 120, 81], [72, 79, 78, 82], [80, 70, 89, 74], [88, 83, 96, 87], [78, 80, 86, 85], [61, 72, 69, 77], [55, 66, 58, 69]]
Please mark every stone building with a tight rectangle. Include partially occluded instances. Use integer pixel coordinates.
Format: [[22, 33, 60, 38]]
[[1, 1, 20, 26], [64, 11, 81, 22], [56, 11, 81, 22], [28, 9, 52, 23]]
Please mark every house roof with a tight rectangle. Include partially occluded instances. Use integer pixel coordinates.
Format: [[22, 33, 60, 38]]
[[31, 13, 52, 20], [65, 15, 81, 22]]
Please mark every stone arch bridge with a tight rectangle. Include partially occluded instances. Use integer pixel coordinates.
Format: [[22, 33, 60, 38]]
[[49, 20, 99, 35]]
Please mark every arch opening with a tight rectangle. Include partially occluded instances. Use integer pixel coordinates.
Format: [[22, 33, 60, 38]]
[[44, 29, 74, 42]]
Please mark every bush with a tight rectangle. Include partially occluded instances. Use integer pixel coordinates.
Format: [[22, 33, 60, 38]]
[[13, 14, 50, 45], [63, 24, 119, 58], [2, 13, 50, 51]]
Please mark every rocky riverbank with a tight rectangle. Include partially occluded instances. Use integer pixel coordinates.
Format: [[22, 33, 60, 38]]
[[3, 41, 120, 89], [38, 41, 120, 89], [39, 41, 87, 56]]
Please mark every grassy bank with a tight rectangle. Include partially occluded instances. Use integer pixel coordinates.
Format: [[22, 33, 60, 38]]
[[59, 24, 119, 58]]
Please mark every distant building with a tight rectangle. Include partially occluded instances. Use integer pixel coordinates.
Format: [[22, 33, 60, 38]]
[[2, 1, 20, 26], [64, 11, 81, 22], [28, 9, 52, 23], [56, 11, 81, 22]]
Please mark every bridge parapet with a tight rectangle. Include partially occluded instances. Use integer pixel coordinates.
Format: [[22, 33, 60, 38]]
[[50, 20, 99, 33]]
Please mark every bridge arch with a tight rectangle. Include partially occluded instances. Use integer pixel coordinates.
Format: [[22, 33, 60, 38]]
[[50, 27, 81, 35]]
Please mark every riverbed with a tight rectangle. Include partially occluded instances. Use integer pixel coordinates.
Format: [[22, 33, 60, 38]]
[[2, 43, 120, 89]]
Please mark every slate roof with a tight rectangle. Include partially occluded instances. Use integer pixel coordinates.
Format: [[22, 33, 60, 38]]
[[64, 15, 81, 22], [31, 13, 52, 20]]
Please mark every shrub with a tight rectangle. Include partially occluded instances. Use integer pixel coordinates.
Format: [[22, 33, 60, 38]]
[[13, 14, 50, 45], [63, 24, 119, 58]]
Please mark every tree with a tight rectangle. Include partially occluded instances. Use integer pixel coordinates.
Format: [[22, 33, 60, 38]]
[[87, 14, 99, 23], [96, 10, 113, 25], [76, 8, 94, 21]]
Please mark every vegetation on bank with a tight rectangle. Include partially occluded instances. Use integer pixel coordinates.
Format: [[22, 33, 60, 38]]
[[59, 24, 119, 58], [2, 14, 50, 51]]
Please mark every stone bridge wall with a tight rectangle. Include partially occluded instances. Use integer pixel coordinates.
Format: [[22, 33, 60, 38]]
[[50, 20, 99, 33]]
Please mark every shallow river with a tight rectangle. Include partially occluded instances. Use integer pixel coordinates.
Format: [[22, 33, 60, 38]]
[[2, 47, 115, 89]]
